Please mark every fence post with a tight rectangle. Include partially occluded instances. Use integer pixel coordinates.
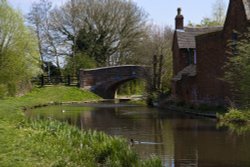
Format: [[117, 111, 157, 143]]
[[77, 74, 80, 87], [40, 75, 44, 87], [67, 75, 71, 86], [153, 55, 158, 91]]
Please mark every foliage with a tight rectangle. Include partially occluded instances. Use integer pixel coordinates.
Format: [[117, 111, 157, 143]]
[[141, 156, 162, 167], [219, 108, 250, 124], [223, 29, 250, 107], [63, 52, 96, 75], [161, 52, 173, 92], [0, 0, 41, 97], [117, 79, 146, 96], [218, 108, 250, 135], [133, 25, 173, 93]]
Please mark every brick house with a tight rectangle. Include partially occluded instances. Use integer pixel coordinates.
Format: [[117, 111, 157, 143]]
[[172, 0, 250, 106]]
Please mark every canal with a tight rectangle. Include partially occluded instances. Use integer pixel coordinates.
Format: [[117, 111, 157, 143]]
[[25, 102, 250, 167]]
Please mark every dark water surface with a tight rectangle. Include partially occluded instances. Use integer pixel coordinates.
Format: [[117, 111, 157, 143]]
[[25, 102, 250, 167]]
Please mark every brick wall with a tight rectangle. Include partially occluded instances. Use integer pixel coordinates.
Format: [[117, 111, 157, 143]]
[[194, 0, 250, 105]]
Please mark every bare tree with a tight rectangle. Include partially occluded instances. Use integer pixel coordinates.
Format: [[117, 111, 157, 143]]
[[188, 0, 226, 27], [27, 0, 52, 72], [133, 24, 173, 92], [212, 0, 226, 24], [49, 0, 148, 67]]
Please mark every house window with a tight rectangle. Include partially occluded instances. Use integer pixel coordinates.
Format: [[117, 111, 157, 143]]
[[232, 31, 238, 55], [186, 49, 196, 65], [194, 49, 197, 64]]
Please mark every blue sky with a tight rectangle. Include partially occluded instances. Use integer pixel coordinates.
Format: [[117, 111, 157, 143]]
[[8, 0, 229, 28]]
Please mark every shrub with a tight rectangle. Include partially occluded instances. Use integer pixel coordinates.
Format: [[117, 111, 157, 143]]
[[220, 108, 249, 124]]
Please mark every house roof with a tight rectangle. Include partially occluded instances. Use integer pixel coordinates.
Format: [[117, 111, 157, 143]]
[[176, 27, 223, 49], [243, 0, 250, 20], [172, 64, 197, 81]]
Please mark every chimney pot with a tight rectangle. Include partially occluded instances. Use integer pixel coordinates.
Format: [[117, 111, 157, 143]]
[[175, 8, 184, 30]]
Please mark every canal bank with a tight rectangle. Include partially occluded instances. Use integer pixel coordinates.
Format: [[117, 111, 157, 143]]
[[0, 86, 161, 167], [26, 100, 250, 167], [160, 104, 218, 119], [153, 96, 224, 119]]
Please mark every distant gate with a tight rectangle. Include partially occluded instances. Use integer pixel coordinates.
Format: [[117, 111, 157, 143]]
[[32, 75, 79, 87]]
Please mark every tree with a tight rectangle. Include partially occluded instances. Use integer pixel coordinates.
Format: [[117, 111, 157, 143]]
[[0, 0, 40, 96], [133, 25, 174, 93], [188, 0, 226, 27], [212, 0, 226, 24], [27, 0, 66, 76], [64, 53, 96, 76], [224, 29, 250, 107], [49, 0, 148, 69], [27, 0, 52, 72]]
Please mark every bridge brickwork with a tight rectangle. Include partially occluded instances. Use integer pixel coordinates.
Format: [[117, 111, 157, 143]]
[[79, 65, 150, 99]]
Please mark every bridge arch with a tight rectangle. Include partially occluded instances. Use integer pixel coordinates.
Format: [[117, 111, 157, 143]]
[[79, 65, 150, 99]]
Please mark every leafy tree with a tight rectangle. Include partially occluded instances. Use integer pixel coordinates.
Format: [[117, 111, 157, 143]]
[[224, 29, 250, 107], [0, 0, 40, 96], [64, 53, 96, 76]]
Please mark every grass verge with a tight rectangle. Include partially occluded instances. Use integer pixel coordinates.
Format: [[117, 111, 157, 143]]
[[0, 86, 161, 166]]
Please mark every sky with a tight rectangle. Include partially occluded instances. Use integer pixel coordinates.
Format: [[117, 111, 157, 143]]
[[8, 0, 229, 28]]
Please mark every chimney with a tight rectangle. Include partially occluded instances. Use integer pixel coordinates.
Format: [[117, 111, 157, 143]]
[[175, 8, 184, 30]]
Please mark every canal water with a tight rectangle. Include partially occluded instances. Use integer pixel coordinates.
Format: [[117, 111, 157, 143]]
[[25, 102, 250, 167]]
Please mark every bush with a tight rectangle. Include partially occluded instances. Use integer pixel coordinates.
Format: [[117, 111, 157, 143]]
[[220, 108, 249, 124], [141, 156, 162, 167]]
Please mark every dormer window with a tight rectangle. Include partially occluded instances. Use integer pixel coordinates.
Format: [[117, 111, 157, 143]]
[[186, 49, 196, 65]]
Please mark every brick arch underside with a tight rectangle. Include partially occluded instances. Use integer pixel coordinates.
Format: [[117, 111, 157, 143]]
[[93, 76, 147, 99]]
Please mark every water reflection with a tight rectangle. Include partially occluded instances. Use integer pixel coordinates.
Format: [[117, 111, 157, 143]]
[[26, 103, 250, 167]]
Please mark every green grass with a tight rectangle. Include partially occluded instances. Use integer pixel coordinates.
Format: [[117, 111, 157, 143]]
[[0, 86, 161, 166]]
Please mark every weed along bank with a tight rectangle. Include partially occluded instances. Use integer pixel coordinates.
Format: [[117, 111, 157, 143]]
[[172, 0, 250, 107]]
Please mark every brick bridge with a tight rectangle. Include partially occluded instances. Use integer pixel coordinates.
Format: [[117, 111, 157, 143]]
[[79, 65, 150, 99]]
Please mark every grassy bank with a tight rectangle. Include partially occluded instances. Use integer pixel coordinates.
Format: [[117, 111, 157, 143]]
[[0, 86, 161, 167]]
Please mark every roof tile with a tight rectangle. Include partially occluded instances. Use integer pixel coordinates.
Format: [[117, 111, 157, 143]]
[[176, 27, 223, 48]]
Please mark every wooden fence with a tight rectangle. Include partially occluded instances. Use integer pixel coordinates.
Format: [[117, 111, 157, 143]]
[[32, 75, 79, 87]]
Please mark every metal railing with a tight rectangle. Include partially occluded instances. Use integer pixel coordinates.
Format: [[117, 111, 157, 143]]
[[32, 75, 79, 87]]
